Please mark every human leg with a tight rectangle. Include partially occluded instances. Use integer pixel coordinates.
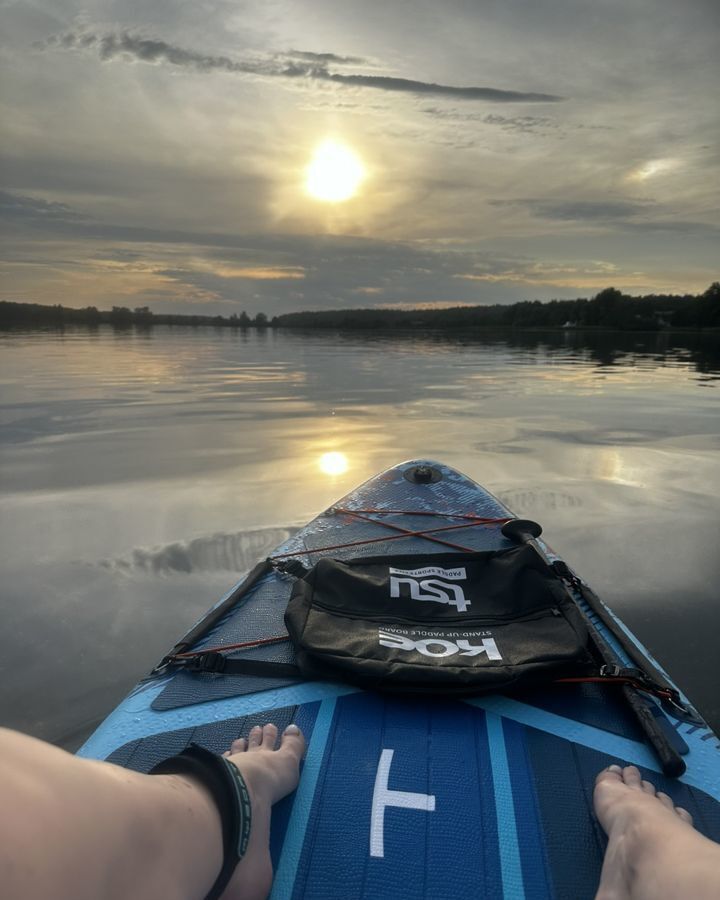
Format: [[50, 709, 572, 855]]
[[0, 723, 304, 900], [594, 764, 720, 900]]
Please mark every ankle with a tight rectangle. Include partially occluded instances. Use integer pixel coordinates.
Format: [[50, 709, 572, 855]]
[[620, 814, 714, 900], [146, 773, 224, 900]]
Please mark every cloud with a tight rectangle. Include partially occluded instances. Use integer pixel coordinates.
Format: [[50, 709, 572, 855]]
[[485, 196, 719, 237], [187, 265, 306, 280], [285, 49, 368, 66], [452, 259, 632, 289], [374, 300, 475, 310], [40, 29, 563, 103], [488, 197, 656, 223], [3, 189, 712, 314], [480, 113, 558, 132], [622, 220, 720, 237], [532, 200, 654, 221], [625, 158, 680, 183], [41, 30, 270, 75], [316, 72, 562, 102], [0, 190, 89, 223], [422, 108, 562, 133]]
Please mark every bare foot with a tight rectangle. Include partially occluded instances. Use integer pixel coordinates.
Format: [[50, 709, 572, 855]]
[[593, 764, 720, 900], [218, 723, 306, 900]]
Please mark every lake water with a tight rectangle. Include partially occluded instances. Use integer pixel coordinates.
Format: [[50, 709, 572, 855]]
[[1, 325, 719, 748]]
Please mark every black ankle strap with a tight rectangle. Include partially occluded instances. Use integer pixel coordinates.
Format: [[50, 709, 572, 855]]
[[150, 743, 252, 900]]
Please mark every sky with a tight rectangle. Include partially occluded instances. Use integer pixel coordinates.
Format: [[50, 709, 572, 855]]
[[1, 0, 718, 316]]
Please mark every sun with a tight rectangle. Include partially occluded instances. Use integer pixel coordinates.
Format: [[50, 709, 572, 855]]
[[305, 140, 365, 203]]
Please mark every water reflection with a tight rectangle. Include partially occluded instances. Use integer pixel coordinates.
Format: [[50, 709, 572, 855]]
[[282, 327, 720, 378], [104, 526, 301, 575], [0, 325, 718, 746], [318, 451, 349, 476]]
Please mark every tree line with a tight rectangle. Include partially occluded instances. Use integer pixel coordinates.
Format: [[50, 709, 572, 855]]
[[0, 303, 269, 329], [1, 284, 718, 331], [272, 284, 720, 331]]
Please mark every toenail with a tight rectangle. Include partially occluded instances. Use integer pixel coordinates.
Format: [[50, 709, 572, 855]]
[[607, 764, 622, 773], [284, 724, 300, 735]]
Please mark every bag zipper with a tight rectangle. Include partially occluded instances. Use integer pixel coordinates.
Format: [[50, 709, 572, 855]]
[[308, 598, 565, 627]]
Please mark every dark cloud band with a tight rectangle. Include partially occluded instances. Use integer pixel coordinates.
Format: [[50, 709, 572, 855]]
[[40, 29, 563, 103], [286, 49, 368, 65], [322, 72, 561, 102], [44, 30, 271, 75]]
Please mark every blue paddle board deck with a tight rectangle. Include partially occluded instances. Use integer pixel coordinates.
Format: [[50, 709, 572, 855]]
[[80, 460, 720, 899]]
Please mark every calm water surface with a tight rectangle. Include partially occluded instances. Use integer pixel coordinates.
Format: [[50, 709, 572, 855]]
[[1, 325, 719, 748]]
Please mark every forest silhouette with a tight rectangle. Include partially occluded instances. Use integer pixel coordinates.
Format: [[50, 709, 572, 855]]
[[1, 284, 718, 331]]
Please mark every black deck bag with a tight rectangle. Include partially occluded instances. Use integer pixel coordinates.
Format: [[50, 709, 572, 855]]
[[284, 544, 595, 695]]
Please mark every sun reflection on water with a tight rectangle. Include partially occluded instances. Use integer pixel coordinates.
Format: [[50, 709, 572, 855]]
[[318, 451, 349, 476]]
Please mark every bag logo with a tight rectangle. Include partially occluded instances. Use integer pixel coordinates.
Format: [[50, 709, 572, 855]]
[[379, 629, 502, 660], [388, 566, 469, 612]]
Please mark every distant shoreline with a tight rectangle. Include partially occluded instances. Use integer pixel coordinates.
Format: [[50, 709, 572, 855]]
[[3, 322, 717, 338], [1, 284, 718, 332]]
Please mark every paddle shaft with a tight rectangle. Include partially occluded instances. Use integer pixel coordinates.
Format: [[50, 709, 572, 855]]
[[502, 522, 686, 777]]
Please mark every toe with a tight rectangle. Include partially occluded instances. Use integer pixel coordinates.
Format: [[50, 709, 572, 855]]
[[280, 724, 307, 761], [641, 779, 656, 795], [656, 791, 674, 811], [260, 723, 278, 750], [230, 737, 247, 754], [595, 765, 622, 787], [676, 807, 694, 826], [248, 725, 263, 750], [622, 765, 642, 789]]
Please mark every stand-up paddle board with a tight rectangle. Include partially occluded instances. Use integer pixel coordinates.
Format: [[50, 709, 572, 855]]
[[79, 460, 720, 899]]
